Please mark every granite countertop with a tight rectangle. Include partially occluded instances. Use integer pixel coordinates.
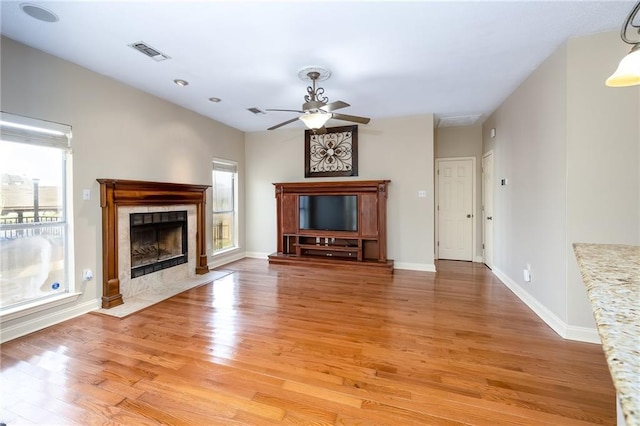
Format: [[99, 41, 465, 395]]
[[573, 243, 639, 426]]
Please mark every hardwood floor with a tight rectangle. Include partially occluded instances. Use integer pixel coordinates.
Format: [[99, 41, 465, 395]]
[[1, 259, 615, 425]]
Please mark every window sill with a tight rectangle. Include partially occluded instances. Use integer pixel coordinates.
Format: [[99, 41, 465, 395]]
[[0, 292, 83, 322], [212, 246, 240, 257]]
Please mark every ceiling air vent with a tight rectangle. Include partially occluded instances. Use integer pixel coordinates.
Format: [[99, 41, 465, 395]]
[[247, 107, 265, 115], [128, 41, 170, 62]]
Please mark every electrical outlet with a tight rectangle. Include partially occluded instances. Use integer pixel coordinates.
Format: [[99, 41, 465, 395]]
[[83, 269, 93, 281], [523, 264, 532, 282], [418, 190, 427, 198]]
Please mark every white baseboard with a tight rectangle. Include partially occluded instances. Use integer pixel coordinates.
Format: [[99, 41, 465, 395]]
[[565, 325, 601, 344], [0, 298, 100, 344], [244, 251, 270, 259], [474, 256, 484, 263], [492, 266, 566, 336], [394, 262, 437, 272], [491, 267, 600, 343]]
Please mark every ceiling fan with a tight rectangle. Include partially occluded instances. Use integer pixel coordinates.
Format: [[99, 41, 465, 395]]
[[267, 67, 371, 132]]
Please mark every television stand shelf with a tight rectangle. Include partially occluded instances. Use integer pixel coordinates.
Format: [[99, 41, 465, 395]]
[[268, 180, 393, 275], [295, 241, 363, 261]]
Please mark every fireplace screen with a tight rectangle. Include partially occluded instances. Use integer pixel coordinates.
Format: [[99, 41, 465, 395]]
[[130, 211, 188, 278]]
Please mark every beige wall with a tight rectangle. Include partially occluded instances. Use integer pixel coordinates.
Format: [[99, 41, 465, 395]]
[[435, 124, 483, 258], [565, 31, 640, 327], [483, 31, 639, 340], [245, 115, 436, 270], [1, 37, 245, 340], [435, 125, 482, 158], [483, 42, 569, 329]]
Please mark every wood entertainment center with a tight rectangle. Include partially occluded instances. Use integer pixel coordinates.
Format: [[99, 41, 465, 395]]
[[268, 180, 393, 274]]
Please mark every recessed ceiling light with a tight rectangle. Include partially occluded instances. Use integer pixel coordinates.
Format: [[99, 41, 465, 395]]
[[173, 79, 189, 87], [20, 3, 59, 23], [208, 97, 221, 103]]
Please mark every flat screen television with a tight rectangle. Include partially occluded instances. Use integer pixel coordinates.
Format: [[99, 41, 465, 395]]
[[299, 195, 358, 232]]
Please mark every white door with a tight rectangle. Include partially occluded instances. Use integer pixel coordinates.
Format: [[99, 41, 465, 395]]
[[437, 159, 473, 261], [482, 152, 494, 269]]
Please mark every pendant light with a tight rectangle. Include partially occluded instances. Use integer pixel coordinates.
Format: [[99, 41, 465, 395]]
[[606, 1, 640, 87]]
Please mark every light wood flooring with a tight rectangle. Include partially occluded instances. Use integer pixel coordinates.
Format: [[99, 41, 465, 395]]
[[1, 259, 616, 425]]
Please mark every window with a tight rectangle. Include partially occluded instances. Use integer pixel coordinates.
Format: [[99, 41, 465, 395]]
[[0, 112, 73, 310], [212, 159, 237, 253]]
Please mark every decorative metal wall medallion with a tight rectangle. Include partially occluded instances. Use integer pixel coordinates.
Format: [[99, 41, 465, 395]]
[[305, 125, 358, 178]]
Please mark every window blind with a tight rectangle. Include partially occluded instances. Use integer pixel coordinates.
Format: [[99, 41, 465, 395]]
[[0, 111, 72, 150]]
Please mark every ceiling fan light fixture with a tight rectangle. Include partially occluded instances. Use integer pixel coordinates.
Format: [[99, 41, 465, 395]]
[[606, 45, 640, 87], [267, 66, 369, 131], [299, 112, 331, 129]]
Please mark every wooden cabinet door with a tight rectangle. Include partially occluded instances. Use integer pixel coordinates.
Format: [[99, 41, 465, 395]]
[[281, 194, 298, 234], [359, 193, 378, 237]]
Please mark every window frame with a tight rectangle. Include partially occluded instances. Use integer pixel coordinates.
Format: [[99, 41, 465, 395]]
[[211, 158, 238, 255], [0, 112, 76, 314]]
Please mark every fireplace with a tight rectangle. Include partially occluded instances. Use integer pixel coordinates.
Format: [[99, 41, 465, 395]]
[[97, 179, 210, 309], [130, 211, 188, 278]]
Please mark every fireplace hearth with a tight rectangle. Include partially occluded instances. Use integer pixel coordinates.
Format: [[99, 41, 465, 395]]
[[130, 211, 188, 278]]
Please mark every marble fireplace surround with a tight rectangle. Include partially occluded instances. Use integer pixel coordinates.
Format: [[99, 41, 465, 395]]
[[118, 204, 195, 299], [97, 179, 210, 309]]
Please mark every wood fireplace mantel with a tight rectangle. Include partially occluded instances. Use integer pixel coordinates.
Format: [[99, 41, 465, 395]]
[[97, 179, 211, 309]]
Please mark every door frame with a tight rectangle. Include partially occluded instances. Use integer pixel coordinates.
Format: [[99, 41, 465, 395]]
[[435, 156, 477, 261], [482, 150, 494, 269]]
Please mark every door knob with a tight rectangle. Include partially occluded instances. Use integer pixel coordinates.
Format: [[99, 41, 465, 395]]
[[487, 216, 493, 220], [466, 214, 472, 218]]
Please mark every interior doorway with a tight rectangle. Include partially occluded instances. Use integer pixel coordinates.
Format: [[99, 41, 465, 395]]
[[482, 151, 494, 269], [436, 157, 475, 261]]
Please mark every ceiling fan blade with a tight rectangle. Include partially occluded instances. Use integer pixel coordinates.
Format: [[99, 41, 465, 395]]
[[320, 101, 350, 112], [266, 108, 305, 113], [331, 113, 371, 124], [267, 117, 300, 131]]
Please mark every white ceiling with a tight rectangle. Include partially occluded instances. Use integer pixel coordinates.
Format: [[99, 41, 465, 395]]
[[0, 1, 634, 132]]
